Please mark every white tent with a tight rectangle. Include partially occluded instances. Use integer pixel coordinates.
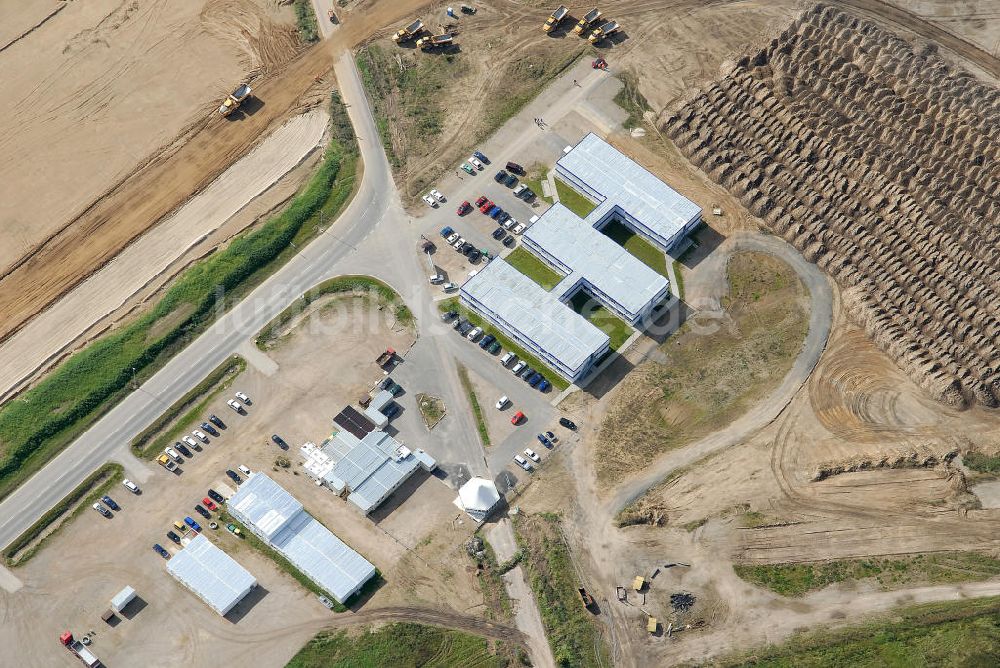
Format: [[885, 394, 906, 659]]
[[454, 477, 502, 522]]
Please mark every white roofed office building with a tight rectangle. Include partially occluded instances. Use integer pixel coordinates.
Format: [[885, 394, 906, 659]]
[[165, 534, 257, 616], [554, 133, 702, 252], [226, 472, 376, 604]]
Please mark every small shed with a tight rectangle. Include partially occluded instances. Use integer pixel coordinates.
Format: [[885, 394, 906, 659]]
[[632, 576, 645, 592], [111, 585, 137, 613], [647, 616, 658, 633]]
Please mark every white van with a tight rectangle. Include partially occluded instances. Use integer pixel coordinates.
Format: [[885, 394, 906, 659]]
[[467, 326, 483, 341], [513, 455, 533, 472], [500, 352, 516, 367]]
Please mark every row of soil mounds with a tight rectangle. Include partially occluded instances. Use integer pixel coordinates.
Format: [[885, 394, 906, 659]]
[[664, 3, 999, 409]]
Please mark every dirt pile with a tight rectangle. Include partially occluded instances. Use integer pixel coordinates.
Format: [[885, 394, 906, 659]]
[[811, 444, 959, 482], [662, 3, 1000, 409]]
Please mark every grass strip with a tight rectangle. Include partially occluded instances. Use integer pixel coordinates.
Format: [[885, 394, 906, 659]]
[[4, 462, 123, 566], [724, 595, 1000, 667], [567, 291, 633, 351], [672, 259, 685, 300], [612, 70, 652, 130], [599, 219, 669, 277], [504, 247, 564, 290], [554, 178, 596, 218], [287, 622, 509, 668], [130, 355, 246, 459], [963, 450, 1000, 473], [0, 93, 357, 503], [293, 0, 319, 43], [457, 365, 490, 447], [513, 513, 608, 668], [256, 275, 413, 350], [439, 298, 569, 391]]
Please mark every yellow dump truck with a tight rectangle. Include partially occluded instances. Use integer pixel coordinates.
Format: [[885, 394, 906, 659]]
[[543, 5, 569, 33], [416, 34, 454, 50], [588, 20, 619, 43], [573, 8, 601, 35], [218, 83, 252, 117], [393, 19, 424, 43]]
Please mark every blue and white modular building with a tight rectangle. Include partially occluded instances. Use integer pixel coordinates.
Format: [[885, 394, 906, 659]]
[[165, 533, 257, 616]]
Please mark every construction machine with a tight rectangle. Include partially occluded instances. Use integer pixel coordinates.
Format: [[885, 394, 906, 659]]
[[416, 33, 454, 50], [573, 8, 601, 35], [218, 84, 252, 117], [542, 5, 569, 33], [393, 19, 424, 43], [588, 20, 619, 43]]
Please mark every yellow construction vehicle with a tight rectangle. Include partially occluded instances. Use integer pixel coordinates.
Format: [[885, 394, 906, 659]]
[[393, 19, 424, 43], [542, 5, 569, 33], [588, 20, 619, 43], [573, 8, 601, 35], [416, 34, 454, 50], [218, 84, 252, 117]]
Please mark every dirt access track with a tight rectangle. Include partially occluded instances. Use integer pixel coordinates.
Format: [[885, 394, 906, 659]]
[[0, 0, 429, 348]]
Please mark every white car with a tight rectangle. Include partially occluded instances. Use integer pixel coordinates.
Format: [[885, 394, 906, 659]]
[[235, 392, 251, 404], [164, 447, 183, 463], [192, 430, 209, 443], [512, 223, 526, 234], [430, 189, 446, 202], [183, 435, 199, 449], [502, 217, 517, 230], [422, 194, 438, 208], [469, 156, 484, 170], [524, 448, 541, 463], [453, 237, 466, 249], [467, 326, 483, 341], [513, 455, 533, 472], [442, 282, 458, 292], [511, 361, 527, 375], [122, 479, 140, 494], [496, 396, 509, 410], [238, 464, 252, 476], [446, 232, 460, 243], [227, 399, 244, 413], [500, 352, 516, 366], [429, 274, 445, 285]]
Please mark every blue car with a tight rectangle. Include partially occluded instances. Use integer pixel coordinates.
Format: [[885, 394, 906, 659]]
[[153, 543, 170, 559], [490, 207, 504, 220], [487, 205, 499, 216], [536, 433, 551, 447], [473, 150, 489, 164], [528, 373, 543, 387], [537, 379, 551, 392], [383, 402, 401, 420], [101, 495, 120, 511], [441, 226, 454, 238], [184, 516, 201, 532]]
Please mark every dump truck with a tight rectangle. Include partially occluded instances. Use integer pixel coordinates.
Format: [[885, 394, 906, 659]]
[[60, 632, 100, 667], [157, 454, 177, 472], [416, 34, 454, 50], [218, 84, 252, 117], [573, 8, 601, 34], [588, 20, 619, 43], [543, 5, 569, 32], [376, 348, 396, 369], [392, 19, 424, 42], [577, 586, 595, 609]]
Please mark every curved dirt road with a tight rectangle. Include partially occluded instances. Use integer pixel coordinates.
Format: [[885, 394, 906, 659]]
[[607, 232, 834, 515]]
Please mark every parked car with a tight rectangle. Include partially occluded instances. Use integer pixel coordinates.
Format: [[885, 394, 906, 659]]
[[513, 183, 527, 197], [184, 516, 201, 531], [513, 223, 526, 234], [192, 430, 209, 443], [511, 411, 525, 425], [182, 435, 200, 450], [480, 200, 494, 213], [545, 430, 558, 442], [207, 489, 225, 504], [153, 544, 170, 559], [175, 442, 192, 458], [528, 373, 543, 387], [422, 194, 438, 208], [501, 217, 516, 230], [559, 417, 577, 430], [441, 310, 458, 322], [492, 227, 505, 240], [317, 595, 335, 610], [521, 188, 536, 201], [194, 504, 211, 519], [226, 523, 242, 536], [473, 150, 489, 163], [500, 352, 516, 366], [475, 195, 488, 207], [456, 201, 471, 215], [461, 241, 475, 254], [164, 447, 183, 463], [537, 433, 551, 447], [524, 448, 541, 462], [238, 464, 252, 476], [446, 232, 460, 244], [520, 367, 535, 380], [494, 169, 508, 183], [513, 454, 533, 471], [122, 479, 140, 494], [504, 172, 518, 187], [538, 379, 551, 392], [496, 395, 509, 410], [167, 531, 181, 544], [227, 399, 244, 413], [488, 340, 501, 354], [454, 317, 469, 331], [503, 234, 515, 247], [461, 162, 475, 175], [202, 497, 218, 511], [201, 422, 219, 437], [468, 249, 482, 263], [93, 502, 112, 518], [467, 326, 483, 341], [469, 156, 484, 170], [511, 361, 527, 375], [479, 334, 496, 349], [383, 402, 402, 420], [442, 282, 458, 292], [430, 189, 446, 202], [208, 414, 225, 428], [441, 226, 455, 238], [226, 469, 242, 484], [505, 161, 524, 175], [234, 392, 251, 404], [490, 207, 504, 220]]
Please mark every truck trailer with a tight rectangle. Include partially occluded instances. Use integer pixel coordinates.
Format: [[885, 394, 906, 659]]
[[60, 632, 100, 667]]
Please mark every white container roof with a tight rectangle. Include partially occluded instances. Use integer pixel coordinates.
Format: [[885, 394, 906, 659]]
[[228, 472, 302, 542], [165, 534, 256, 615]]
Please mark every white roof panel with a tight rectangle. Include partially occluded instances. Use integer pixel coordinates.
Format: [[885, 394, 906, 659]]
[[166, 534, 256, 615]]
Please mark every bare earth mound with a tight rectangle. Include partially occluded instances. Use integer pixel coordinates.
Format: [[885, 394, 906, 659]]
[[663, 3, 1000, 409]]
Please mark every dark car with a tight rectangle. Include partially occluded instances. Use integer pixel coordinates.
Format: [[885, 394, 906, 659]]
[[441, 310, 458, 322], [494, 169, 508, 183], [537, 433, 551, 447], [201, 422, 220, 437], [528, 373, 543, 387], [453, 317, 469, 330], [488, 340, 501, 354], [492, 227, 505, 240], [498, 211, 510, 224], [521, 187, 535, 201], [463, 243, 476, 256], [167, 530, 181, 544], [538, 379, 551, 392], [175, 442, 192, 458], [559, 417, 577, 430], [380, 376, 395, 391], [153, 544, 170, 559], [457, 320, 474, 335], [101, 495, 120, 511], [505, 161, 524, 175], [503, 234, 515, 247], [490, 207, 504, 220], [271, 434, 288, 449], [383, 402, 401, 420], [207, 489, 225, 504], [208, 414, 226, 429], [504, 173, 518, 187], [469, 250, 482, 263], [473, 150, 489, 163], [194, 504, 211, 519], [520, 367, 535, 380], [226, 469, 242, 484], [479, 334, 496, 349]]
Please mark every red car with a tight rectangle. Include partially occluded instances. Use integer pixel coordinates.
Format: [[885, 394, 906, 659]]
[[511, 411, 525, 425], [479, 200, 494, 214], [475, 195, 488, 207], [202, 497, 218, 511], [457, 201, 472, 215]]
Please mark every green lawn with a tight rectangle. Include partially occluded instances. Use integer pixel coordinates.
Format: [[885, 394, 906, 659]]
[[286, 623, 509, 668], [600, 219, 669, 277], [521, 169, 553, 204], [568, 291, 633, 351], [554, 178, 596, 218], [504, 247, 563, 290], [724, 596, 1000, 667], [457, 365, 490, 446], [438, 299, 569, 391]]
